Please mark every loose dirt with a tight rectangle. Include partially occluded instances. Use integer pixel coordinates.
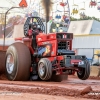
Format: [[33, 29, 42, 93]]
[[0, 77, 99, 99], [0, 92, 94, 100]]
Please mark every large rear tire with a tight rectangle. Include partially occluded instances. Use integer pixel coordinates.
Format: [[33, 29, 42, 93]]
[[77, 60, 90, 80], [5, 42, 31, 81], [38, 58, 52, 81]]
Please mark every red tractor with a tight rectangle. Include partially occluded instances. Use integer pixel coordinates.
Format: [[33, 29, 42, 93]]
[[5, 16, 90, 81]]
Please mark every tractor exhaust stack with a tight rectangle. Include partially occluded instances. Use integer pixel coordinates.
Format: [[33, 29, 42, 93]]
[[42, 0, 52, 34]]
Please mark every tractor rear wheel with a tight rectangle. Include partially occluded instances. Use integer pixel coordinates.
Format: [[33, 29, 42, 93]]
[[38, 58, 52, 81], [77, 59, 90, 80], [5, 42, 31, 81]]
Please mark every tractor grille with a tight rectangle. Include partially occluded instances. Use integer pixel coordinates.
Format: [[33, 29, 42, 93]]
[[58, 41, 67, 49], [60, 60, 64, 67]]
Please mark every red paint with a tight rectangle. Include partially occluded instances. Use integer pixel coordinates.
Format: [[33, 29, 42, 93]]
[[19, 0, 27, 7], [15, 37, 23, 41], [71, 59, 81, 64], [29, 46, 34, 54], [28, 29, 32, 36], [30, 67, 32, 72], [60, 2, 67, 6]]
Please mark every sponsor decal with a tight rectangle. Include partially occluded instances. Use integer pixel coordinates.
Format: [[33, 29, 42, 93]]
[[38, 44, 52, 56]]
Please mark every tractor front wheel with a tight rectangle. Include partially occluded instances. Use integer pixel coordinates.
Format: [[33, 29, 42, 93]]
[[38, 58, 52, 81], [77, 59, 90, 80]]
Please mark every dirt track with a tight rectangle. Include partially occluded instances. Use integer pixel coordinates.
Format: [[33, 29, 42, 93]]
[[0, 75, 99, 100], [0, 92, 94, 100]]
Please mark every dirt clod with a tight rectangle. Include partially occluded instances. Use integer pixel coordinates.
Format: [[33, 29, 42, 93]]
[[80, 86, 92, 95]]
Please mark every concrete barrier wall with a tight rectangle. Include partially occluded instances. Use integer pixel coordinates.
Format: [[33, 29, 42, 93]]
[[90, 66, 100, 77]]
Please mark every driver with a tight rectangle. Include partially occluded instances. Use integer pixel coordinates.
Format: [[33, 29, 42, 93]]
[[28, 22, 41, 49], [32, 23, 43, 33], [28, 22, 42, 37], [32, 22, 38, 32]]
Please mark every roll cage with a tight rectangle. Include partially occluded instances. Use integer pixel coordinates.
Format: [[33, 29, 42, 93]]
[[24, 17, 45, 36]]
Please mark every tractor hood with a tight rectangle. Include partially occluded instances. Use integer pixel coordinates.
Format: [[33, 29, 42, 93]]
[[36, 32, 73, 43]]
